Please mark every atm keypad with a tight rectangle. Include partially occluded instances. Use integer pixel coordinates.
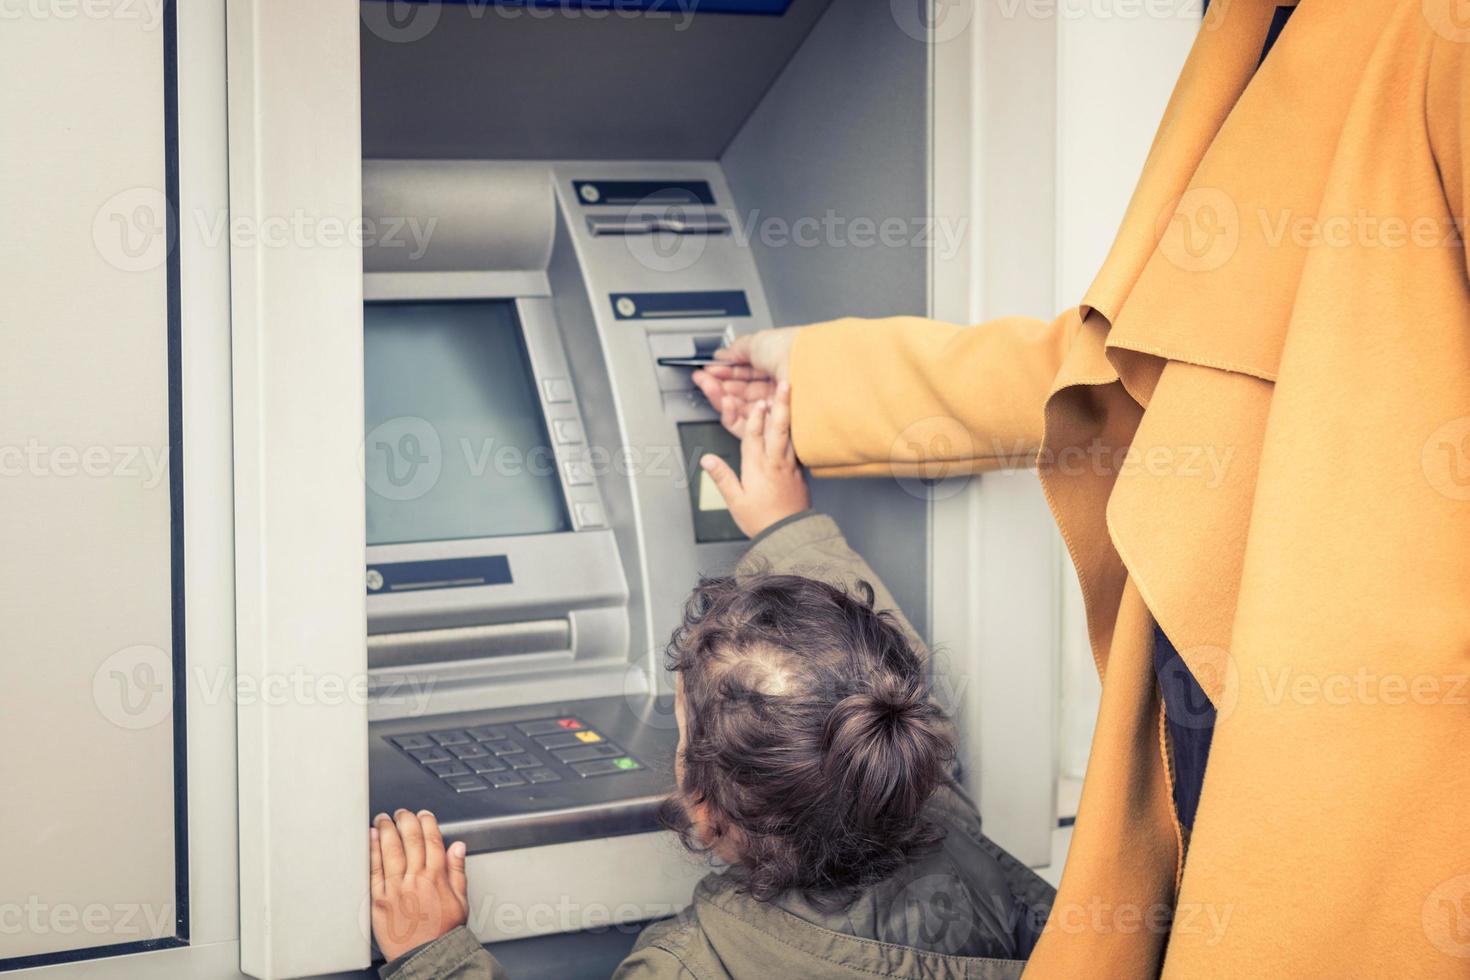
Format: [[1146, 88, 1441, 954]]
[[388, 716, 642, 792]]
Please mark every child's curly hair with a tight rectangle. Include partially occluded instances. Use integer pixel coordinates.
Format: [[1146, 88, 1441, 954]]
[[659, 573, 955, 903]]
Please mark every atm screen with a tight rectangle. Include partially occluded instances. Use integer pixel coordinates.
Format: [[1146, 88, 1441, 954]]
[[364, 300, 571, 546]]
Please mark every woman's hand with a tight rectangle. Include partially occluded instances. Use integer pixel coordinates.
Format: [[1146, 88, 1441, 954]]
[[692, 327, 799, 438], [370, 810, 469, 962], [700, 382, 810, 538]]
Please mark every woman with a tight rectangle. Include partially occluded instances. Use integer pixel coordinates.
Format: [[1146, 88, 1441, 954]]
[[695, 1, 1470, 976]]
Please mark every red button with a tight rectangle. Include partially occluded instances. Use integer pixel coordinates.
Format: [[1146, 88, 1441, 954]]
[[557, 718, 582, 730]]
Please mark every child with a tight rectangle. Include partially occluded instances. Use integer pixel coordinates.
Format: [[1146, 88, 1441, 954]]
[[369, 385, 1054, 979]]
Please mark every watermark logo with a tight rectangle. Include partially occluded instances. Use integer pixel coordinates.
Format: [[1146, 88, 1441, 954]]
[[93, 187, 173, 274], [1156, 187, 1239, 273], [891, 0, 973, 43], [1160, 644, 1239, 728], [621, 192, 712, 274], [0, 0, 164, 30], [362, 0, 442, 43], [93, 644, 172, 730], [1424, 0, 1470, 43], [1423, 874, 1470, 958], [365, 416, 443, 502], [1423, 416, 1470, 501], [890, 416, 977, 501]]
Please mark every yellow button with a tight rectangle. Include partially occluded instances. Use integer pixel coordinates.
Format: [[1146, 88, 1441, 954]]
[[575, 731, 603, 744]]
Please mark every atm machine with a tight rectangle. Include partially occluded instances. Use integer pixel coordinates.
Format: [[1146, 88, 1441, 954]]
[[354, 0, 938, 960], [361, 163, 773, 852]]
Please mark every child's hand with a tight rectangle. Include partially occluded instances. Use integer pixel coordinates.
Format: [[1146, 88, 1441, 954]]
[[370, 810, 469, 962], [700, 381, 810, 538]]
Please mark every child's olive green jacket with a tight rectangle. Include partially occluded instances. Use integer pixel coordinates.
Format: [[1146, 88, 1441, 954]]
[[380, 513, 1055, 980]]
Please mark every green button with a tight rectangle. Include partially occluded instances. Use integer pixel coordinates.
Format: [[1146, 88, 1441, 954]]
[[614, 757, 639, 770]]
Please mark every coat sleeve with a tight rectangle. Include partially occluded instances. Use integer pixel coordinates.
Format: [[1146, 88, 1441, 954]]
[[788, 312, 1076, 479], [1428, 24, 1470, 283]]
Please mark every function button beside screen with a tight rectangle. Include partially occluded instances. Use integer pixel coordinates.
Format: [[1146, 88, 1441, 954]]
[[392, 734, 435, 751], [553, 419, 585, 445], [542, 378, 574, 403], [554, 744, 623, 764], [430, 730, 472, 746], [445, 776, 488, 793], [574, 502, 606, 529], [525, 768, 561, 784], [563, 460, 595, 487], [467, 726, 510, 742], [506, 754, 542, 770], [427, 760, 472, 777], [486, 771, 527, 788], [518, 719, 581, 736], [570, 757, 642, 778], [467, 757, 506, 773]]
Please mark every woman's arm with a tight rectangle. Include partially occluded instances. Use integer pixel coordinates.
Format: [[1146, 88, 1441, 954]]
[[696, 311, 1078, 479]]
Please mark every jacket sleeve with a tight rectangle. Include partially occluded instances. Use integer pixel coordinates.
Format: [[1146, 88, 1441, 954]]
[[378, 928, 507, 980], [1428, 25, 1470, 283], [378, 927, 698, 980], [735, 512, 924, 656], [788, 313, 1076, 479]]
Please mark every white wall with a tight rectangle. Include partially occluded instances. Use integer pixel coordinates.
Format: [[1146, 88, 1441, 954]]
[[0, 2, 179, 962]]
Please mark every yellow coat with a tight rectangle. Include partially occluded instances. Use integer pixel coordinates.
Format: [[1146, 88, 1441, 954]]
[[788, 1, 1470, 975]]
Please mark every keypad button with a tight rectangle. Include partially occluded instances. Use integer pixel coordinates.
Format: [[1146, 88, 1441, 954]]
[[570, 757, 641, 778], [490, 741, 525, 756], [506, 754, 541, 770], [430, 730, 472, 746], [468, 756, 506, 773], [486, 772, 526, 788], [525, 768, 561, 784], [427, 761, 471, 777], [450, 743, 489, 759], [445, 775, 488, 793], [518, 719, 579, 736], [538, 731, 599, 758], [467, 726, 510, 742], [553, 744, 622, 764], [392, 734, 435, 750], [410, 747, 452, 764]]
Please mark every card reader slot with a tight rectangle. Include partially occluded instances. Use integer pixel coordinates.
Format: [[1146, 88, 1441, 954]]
[[368, 619, 571, 670]]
